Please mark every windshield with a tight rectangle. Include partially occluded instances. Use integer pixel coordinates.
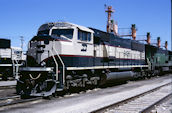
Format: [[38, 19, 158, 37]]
[[37, 30, 49, 36], [52, 29, 73, 39]]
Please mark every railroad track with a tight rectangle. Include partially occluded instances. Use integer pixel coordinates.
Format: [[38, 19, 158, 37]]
[[0, 95, 20, 101], [0, 85, 15, 90], [0, 95, 20, 106], [0, 76, 170, 113], [0, 95, 43, 111], [0, 85, 16, 99], [92, 82, 172, 113]]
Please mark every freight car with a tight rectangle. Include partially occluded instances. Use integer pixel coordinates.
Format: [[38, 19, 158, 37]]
[[16, 22, 165, 97], [0, 38, 25, 80]]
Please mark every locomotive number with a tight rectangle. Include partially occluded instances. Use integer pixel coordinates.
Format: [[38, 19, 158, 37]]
[[124, 50, 130, 57], [81, 43, 87, 52]]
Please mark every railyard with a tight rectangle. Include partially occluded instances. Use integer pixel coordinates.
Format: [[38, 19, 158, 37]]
[[0, 1, 171, 113]]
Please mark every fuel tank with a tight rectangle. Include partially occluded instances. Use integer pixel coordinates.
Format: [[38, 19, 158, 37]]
[[101, 71, 135, 85]]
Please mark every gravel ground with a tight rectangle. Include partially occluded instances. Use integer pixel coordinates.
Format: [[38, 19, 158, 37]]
[[0, 88, 16, 98], [1, 75, 172, 113], [151, 95, 172, 113], [0, 81, 16, 98]]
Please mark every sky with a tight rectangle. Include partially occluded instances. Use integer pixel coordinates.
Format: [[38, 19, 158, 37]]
[[0, 0, 171, 51]]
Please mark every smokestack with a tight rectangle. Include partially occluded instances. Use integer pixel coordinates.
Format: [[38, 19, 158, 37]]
[[165, 41, 168, 50], [112, 20, 118, 35], [131, 24, 136, 40], [157, 37, 161, 48], [146, 32, 151, 44]]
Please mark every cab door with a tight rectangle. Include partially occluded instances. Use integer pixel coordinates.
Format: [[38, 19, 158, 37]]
[[75, 29, 94, 67]]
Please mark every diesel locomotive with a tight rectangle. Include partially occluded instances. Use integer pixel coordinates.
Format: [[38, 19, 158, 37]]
[[16, 22, 172, 97], [0, 38, 26, 80]]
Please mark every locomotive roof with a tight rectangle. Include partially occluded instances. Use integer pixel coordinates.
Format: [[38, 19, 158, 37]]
[[38, 22, 94, 33], [0, 38, 10, 41], [0, 38, 11, 48], [30, 35, 70, 42], [89, 27, 116, 42], [145, 44, 168, 54], [90, 27, 132, 42]]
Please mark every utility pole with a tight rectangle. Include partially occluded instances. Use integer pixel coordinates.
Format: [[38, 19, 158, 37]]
[[20, 36, 24, 50]]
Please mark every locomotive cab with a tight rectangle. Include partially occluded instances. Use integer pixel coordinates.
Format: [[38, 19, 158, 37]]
[[27, 22, 94, 67]]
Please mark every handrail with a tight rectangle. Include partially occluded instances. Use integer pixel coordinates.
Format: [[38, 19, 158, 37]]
[[14, 60, 19, 79], [12, 59, 21, 79], [52, 41, 65, 85], [147, 58, 151, 70], [12, 60, 15, 77], [11, 47, 19, 79], [49, 49, 58, 81]]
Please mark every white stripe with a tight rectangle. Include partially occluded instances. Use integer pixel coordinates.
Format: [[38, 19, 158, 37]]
[[67, 65, 148, 70]]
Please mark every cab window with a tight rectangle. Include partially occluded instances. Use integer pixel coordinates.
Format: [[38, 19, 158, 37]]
[[37, 30, 49, 36], [52, 29, 73, 39], [78, 30, 91, 41]]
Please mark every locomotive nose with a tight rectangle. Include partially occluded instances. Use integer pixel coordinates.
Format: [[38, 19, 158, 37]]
[[31, 36, 62, 66]]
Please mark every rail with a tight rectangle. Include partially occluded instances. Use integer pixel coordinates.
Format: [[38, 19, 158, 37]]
[[0, 96, 42, 108], [140, 93, 172, 113]]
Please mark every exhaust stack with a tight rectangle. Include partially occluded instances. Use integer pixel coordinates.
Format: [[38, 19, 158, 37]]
[[146, 32, 151, 44], [157, 37, 161, 48], [131, 24, 136, 40], [165, 41, 168, 50]]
